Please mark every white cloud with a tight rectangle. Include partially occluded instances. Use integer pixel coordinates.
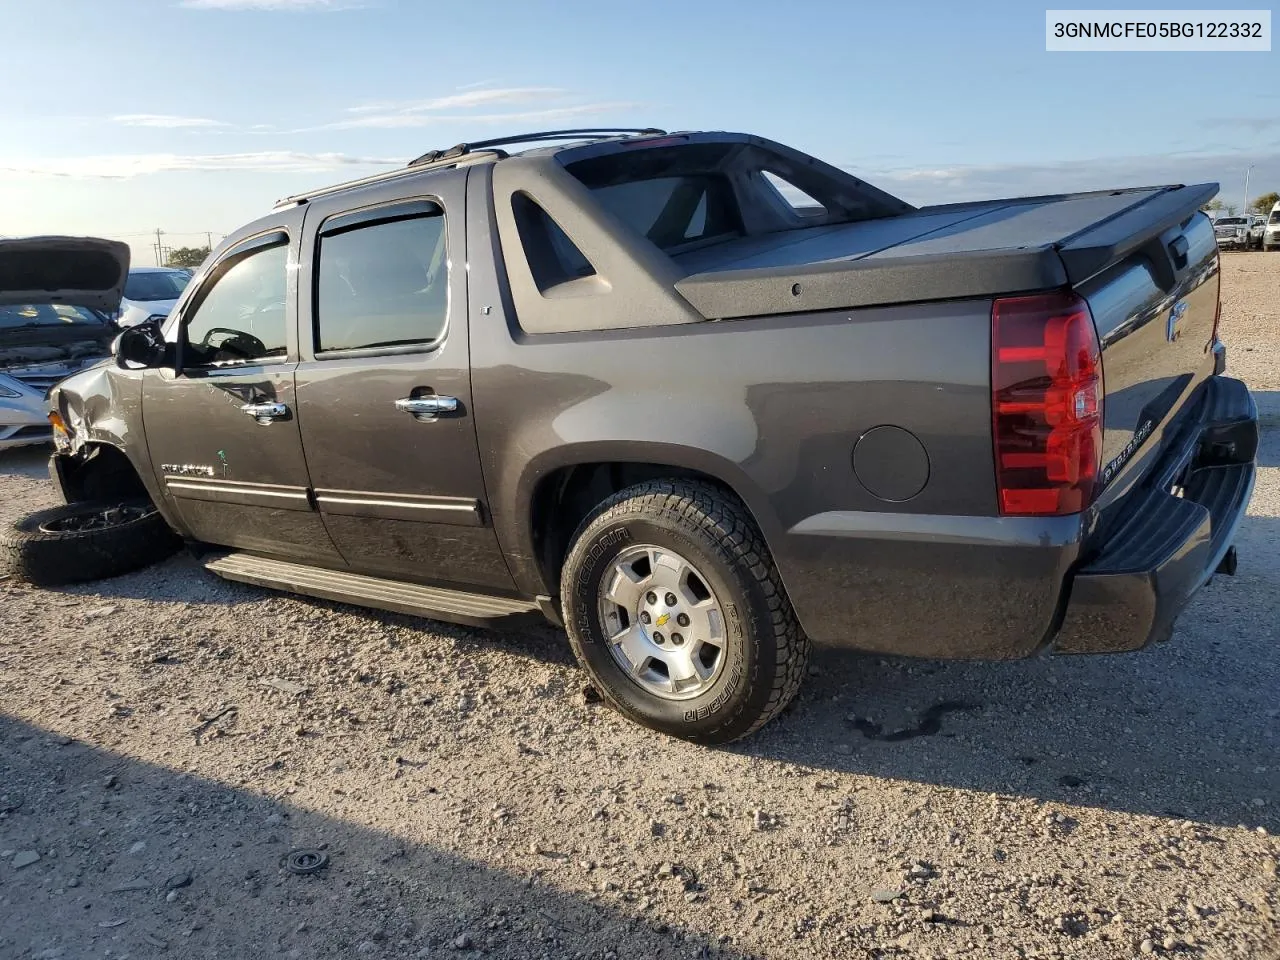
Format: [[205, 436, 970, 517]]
[[180, 0, 358, 9], [343, 87, 567, 116], [112, 114, 229, 128], [0, 151, 398, 180], [854, 149, 1280, 207], [326, 101, 640, 131], [1203, 117, 1280, 134]]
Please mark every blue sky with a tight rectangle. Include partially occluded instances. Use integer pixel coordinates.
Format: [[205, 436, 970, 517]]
[[2, 0, 1277, 265]]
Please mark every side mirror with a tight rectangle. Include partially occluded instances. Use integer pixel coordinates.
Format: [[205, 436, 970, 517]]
[[113, 319, 169, 369]]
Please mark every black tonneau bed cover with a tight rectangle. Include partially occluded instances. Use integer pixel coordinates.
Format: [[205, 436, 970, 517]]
[[673, 183, 1217, 320]]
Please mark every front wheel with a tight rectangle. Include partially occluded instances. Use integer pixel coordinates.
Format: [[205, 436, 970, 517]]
[[560, 480, 809, 744], [0, 499, 180, 586]]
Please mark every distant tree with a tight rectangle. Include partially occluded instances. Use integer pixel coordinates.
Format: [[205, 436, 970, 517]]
[[1201, 198, 1224, 214], [1250, 191, 1280, 214], [165, 246, 210, 269], [1224, 203, 1239, 216]]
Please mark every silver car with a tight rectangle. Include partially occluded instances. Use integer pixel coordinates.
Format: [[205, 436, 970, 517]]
[[0, 237, 128, 450]]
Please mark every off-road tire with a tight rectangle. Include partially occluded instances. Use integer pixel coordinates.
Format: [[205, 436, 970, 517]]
[[0, 500, 180, 587], [561, 479, 809, 744]]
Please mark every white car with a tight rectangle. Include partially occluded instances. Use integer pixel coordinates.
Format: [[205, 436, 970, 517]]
[[1264, 203, 1280, 252], [1, 236, 128, 450], [116, 267, 193, 328]]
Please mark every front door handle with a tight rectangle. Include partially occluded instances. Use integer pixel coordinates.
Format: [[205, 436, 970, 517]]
[[240, 401, 290, 425], [395, 395, 458, 421]]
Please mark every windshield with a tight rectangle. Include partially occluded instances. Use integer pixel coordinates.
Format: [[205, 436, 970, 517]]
[[1215, 218, 1245, 226], [124, 270, 191, 302], [1271, 211, 1280, 224], [0, 303, 105, 330]]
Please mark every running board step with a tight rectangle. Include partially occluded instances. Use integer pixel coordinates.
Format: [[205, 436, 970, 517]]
[[204, 553, 543, 629]]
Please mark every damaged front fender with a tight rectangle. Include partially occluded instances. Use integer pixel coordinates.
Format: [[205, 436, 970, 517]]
[[47, 364, 186, 534], [51, 361, 139, 458]]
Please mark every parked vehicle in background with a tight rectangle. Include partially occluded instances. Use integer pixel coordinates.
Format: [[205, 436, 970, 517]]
[[116, 266, 193, 328], [0, 236, 127, 450], [1248, 215, 1267, 249], [5, 129, 1257, 744], [1264, 203, 1280, 251], [1212, 216, 1260, 250]]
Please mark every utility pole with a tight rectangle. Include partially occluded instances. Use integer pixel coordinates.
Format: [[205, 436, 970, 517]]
[[1243, 164, 1254, 215], [153, 228, 165, 267], [206, 231, 213, 253]]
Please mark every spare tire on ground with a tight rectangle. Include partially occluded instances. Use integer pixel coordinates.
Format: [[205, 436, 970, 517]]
[[0, 499, 181, 587]]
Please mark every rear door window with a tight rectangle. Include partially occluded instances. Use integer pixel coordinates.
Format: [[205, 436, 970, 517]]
[[314, 207, 448, 354]]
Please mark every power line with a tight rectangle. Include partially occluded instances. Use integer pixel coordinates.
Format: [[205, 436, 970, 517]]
[[102, 229, 227, 265], [106, 230, 226, 238]]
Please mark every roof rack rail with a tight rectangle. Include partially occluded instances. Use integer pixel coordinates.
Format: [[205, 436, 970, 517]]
[[273, 127, 667, 210], [407, 128, 667, 167]]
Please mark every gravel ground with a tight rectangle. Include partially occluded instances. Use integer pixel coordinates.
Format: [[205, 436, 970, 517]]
[[1, 255, 1277, 960]]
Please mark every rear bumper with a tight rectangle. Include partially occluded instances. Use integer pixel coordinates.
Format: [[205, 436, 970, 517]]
[[776, 375, 1255, 660], [1053, 375, 1257, 653]]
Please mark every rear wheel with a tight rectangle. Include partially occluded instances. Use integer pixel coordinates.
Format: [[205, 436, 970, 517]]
[[0, 499, 180, 586], [560, 479, 809, 743]]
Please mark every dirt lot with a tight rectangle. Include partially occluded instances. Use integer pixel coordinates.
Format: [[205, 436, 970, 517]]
[[1, 254, 1277, 960]]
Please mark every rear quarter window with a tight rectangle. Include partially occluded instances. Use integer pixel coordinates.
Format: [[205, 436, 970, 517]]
[[591, 176, 739, 249]]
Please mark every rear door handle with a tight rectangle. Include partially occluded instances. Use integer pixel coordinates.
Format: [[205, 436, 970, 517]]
[[395, 395, 458, 421], [240, 401, 290, 424]]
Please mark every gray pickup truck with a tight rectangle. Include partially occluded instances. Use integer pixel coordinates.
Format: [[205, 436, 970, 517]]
[[1, 129, 1258, 743]]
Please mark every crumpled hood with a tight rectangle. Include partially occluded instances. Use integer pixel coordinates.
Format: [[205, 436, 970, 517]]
[[0, 236, 130, 314]]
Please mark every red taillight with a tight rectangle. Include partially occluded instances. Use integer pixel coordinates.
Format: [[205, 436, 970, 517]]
[[1210, 291, 1222, 347], [992, 292, 1103, 517]]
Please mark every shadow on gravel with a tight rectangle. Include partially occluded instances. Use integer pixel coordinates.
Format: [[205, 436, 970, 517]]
[[726, 419, 1280, 831], [0, 713, 740, 960], [303, 600, 578, 670], [32, 562, 578, 668], [29, 552, 262, 609], [1252, 391, 1278, 468], [732, 511, 1279, 833], [0, 445, 53, 481]]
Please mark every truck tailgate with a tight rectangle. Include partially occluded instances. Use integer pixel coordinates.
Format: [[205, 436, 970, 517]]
[[1076, 210, 1220, 514]]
